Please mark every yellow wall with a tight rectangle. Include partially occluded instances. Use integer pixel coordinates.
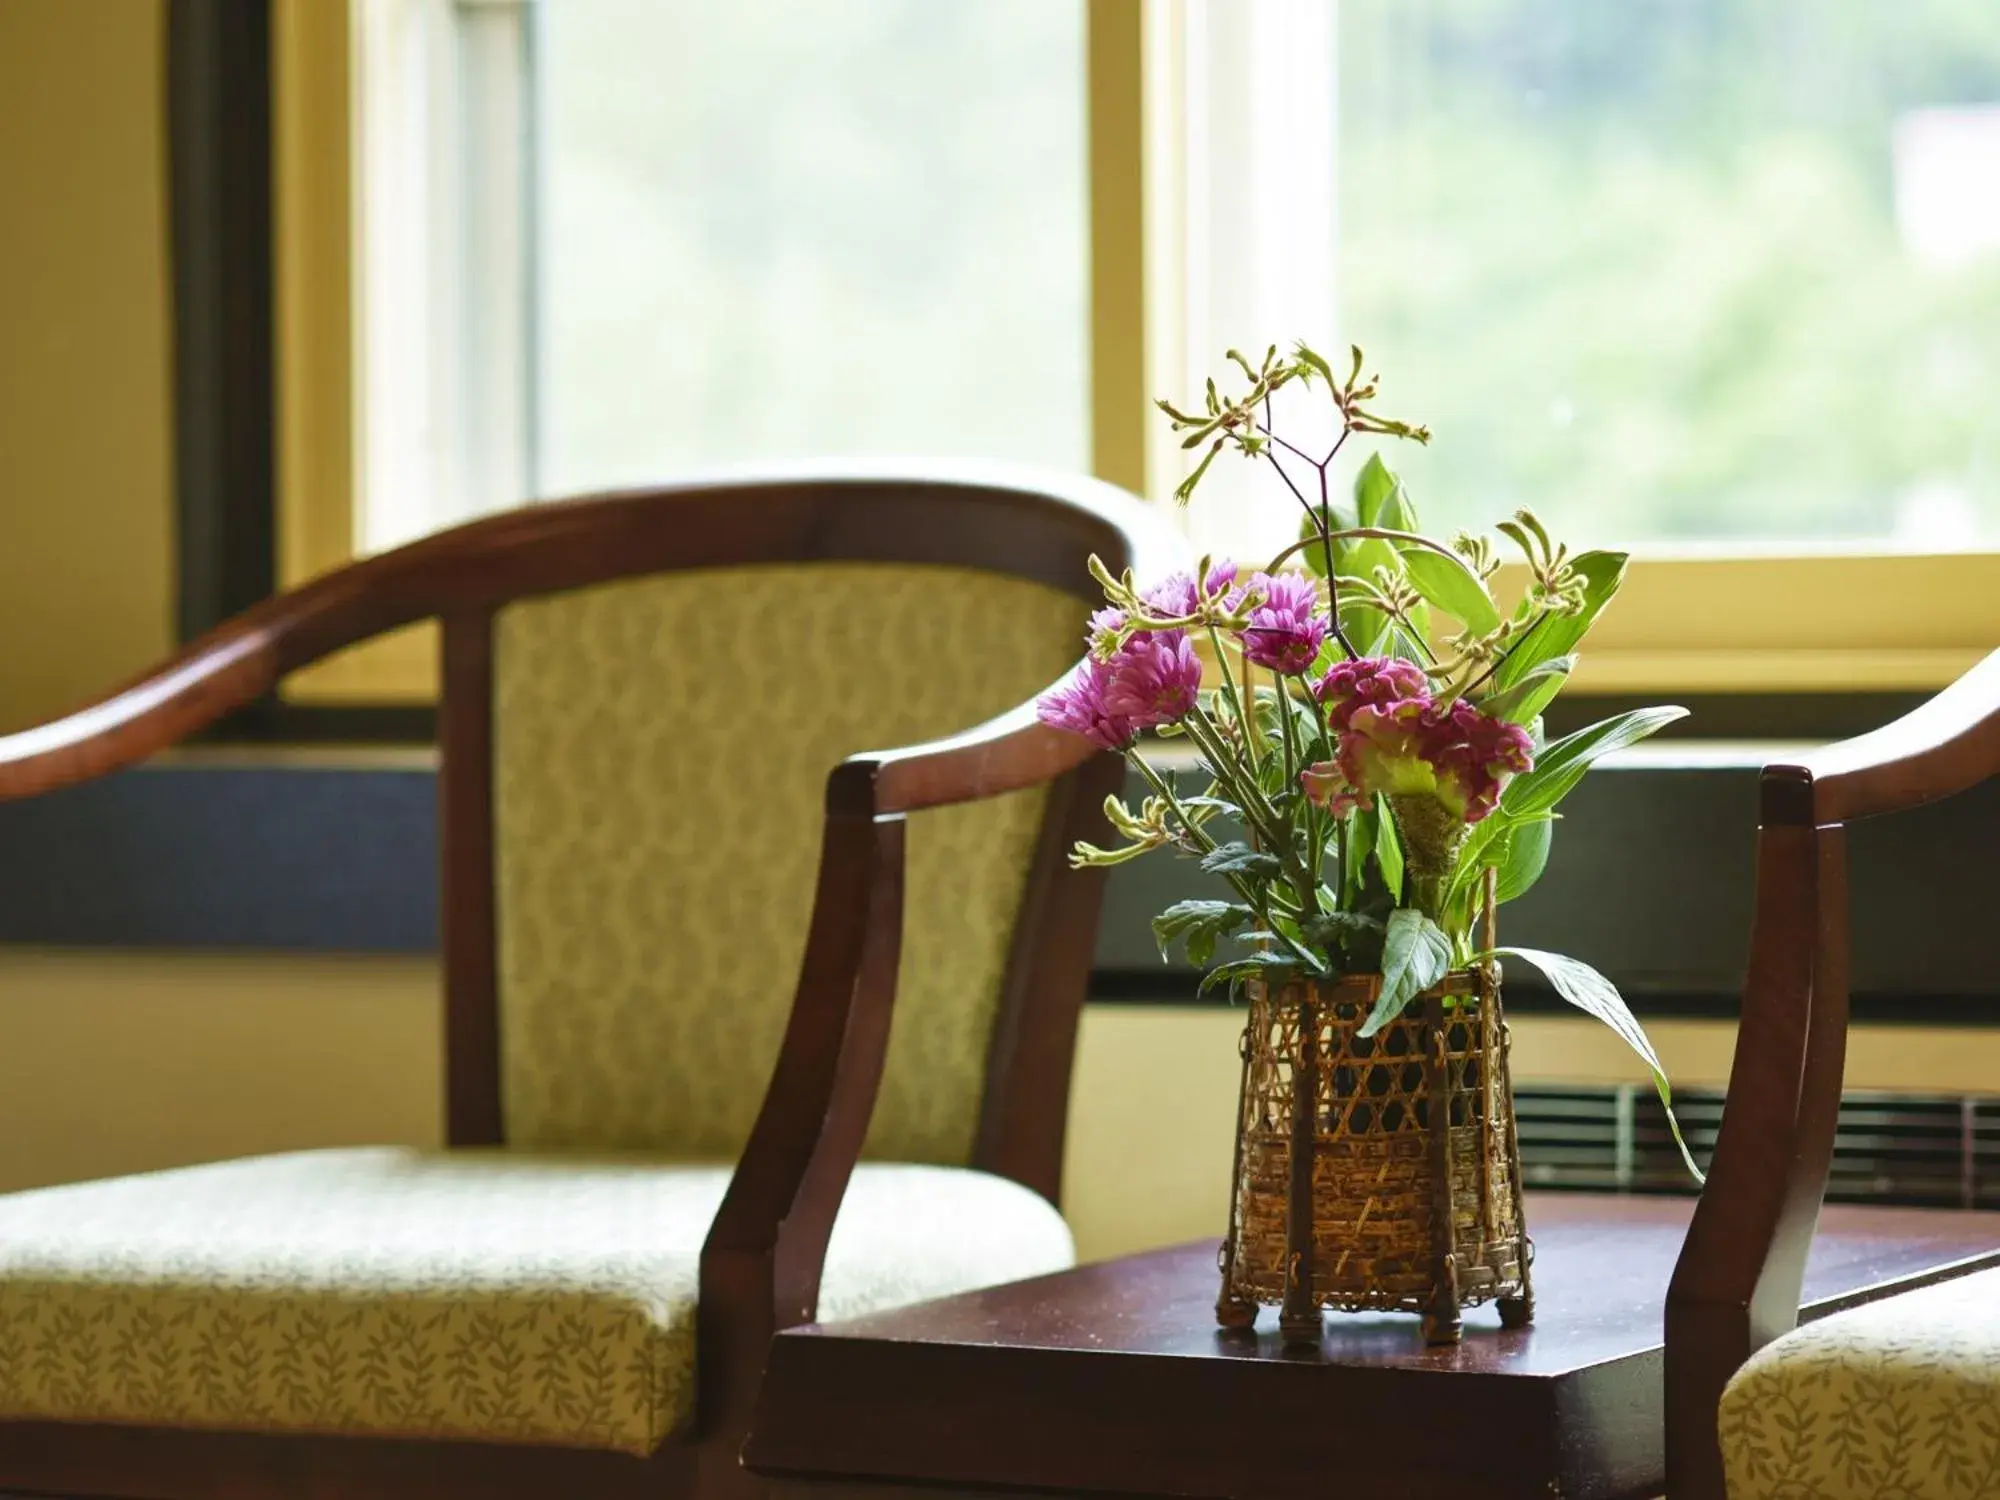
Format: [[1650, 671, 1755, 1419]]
[[0, 0, 175, 732], [0, 950, 441, 1193]]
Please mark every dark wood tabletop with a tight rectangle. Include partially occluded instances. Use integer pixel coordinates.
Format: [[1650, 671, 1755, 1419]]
[[746, 1193, 2000, 1500]]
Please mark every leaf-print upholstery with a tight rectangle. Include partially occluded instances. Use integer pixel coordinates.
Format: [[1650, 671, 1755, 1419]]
[[490, 562, 1089, 1163], [1719, 1266, 2000, 1499], [0, 1148, 1074, 1453]]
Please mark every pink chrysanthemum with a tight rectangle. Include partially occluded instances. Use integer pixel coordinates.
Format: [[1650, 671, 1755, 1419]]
[[1237, 570, 1326, 675], [1101, 632, 1202, 729], [1141, 561, 1241, 621], [1312, 656, 1432, 730], [1036, 657, 1135, 751]]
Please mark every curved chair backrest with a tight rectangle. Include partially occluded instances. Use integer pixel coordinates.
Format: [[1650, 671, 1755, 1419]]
[[0, 466, 1178, 1199], [1665, 649, 2000, 1499]]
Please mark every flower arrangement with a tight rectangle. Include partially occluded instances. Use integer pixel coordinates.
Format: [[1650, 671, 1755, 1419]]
[[1039, 343, 1696, 1172]]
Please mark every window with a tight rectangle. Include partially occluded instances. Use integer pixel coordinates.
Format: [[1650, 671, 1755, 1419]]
[[1337, 3, 2000, 551], [274, 0, 2000, 705], [344, 0, 1088, 556], [1145, 0, 2000, 692]]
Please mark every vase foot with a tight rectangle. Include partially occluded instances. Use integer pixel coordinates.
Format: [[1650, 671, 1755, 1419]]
[[1498, 1290, 1534, 1329], [1215, 1294, 1258, 1331], [1420, 1308, 1464, 1346], [1277, 1308, 1323, 1346]]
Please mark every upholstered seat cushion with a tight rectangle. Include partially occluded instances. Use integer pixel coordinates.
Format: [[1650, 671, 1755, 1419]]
[[0, 1148, 1073, 1455], [1719, 1266, 2000, 1500]]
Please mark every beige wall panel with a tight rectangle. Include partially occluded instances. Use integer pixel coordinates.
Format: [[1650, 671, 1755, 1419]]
[[0, 0, 176, 731]]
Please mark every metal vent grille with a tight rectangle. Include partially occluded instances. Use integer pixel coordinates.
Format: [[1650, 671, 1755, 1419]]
[[1516, 1085, 2000, 1207]]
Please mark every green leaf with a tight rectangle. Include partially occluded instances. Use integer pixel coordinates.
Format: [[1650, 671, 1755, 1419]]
[[1491, 947, 1703, 1182], [1300, 910, 1386, 967], [1361, 908, 1452, 1037], [1296, 501, 1358, 578], [1199, 841, 1284, 879], [1336, 560, 1400, 649], [1501, 705, 1689, 820], [1342, 808, 1376, 899], [1337, 459, 1408, 645], [1438, 813, 1507, 923], [1490, 551, 1628, 689], [1374, 796, 1405, 902], [1401, 547, 1500, 636], [1353, 454, 1398, 527], [1476, 656, 1573, 726], [1375, 475, 1420, 533], [1197, 950, 1305, 998], [1255, 748, 1291, 799], [1493, 813, 1554, 904], [1150, 899, 1254, 968]]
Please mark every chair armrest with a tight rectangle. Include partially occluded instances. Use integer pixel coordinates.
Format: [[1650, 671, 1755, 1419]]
[[0, 632, 282, 801], [696, 807, 906, 1438], [0, 538, 440, 800], [696, 683, 1112, 1438], [1773, 648, 2000, 825], [828, 687, 1102, 817]]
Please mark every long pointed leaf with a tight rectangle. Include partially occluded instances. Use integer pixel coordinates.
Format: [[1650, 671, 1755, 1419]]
[[1493, 814, 1554, 903], [1477, 656, 1573, 725], [1492, 946, 1703, 1181], [1374, 795, 1405, 902], [1500, 705, 1689, 819]]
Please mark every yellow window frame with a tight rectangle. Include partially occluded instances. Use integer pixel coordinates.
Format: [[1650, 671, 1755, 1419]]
[[274, 0, 1998, 707]]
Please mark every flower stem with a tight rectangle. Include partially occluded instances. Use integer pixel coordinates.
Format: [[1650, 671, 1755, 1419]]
[[1132, 753, 1320, 972], [1205, 624, 1255, 774], [1185, 708, 1319, 920]]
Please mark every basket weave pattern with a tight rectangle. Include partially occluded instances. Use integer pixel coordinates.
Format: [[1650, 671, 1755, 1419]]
[[1217, 968, 1532, 1343]]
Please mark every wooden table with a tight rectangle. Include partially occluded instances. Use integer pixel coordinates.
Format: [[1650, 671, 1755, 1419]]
[[747, 1193, 2000, 1500]]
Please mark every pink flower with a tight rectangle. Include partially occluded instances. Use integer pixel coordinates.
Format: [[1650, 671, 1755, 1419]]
[[1101, 632, 1202, 729], [1423, 698, 1535, 822], [1337, 697, 1440, 806], [1087, 606, 1130, 660], [1141, 561, 1241, 621], [1333, 694, 1533, 825], [1300, 760, 1362, 816], [1312, 656, 1432, 730], [1038, 624, 1204, 751], [1237, 570, 1326, 675], [1036, 657, 1135, 751]]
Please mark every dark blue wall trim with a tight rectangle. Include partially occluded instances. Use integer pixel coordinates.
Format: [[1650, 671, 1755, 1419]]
[[0, 754, 437, 953], [0, 749, 1991, 1012]]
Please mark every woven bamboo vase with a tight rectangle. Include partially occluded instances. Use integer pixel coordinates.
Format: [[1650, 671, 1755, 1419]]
[[1214, 955, 1534, 1346]]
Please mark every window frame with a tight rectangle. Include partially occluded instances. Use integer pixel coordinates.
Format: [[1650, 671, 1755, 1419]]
[[248, 0, 1998, 717]]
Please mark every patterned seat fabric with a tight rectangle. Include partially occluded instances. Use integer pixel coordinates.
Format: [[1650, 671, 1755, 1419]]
[[1719, 1266, 2000, 1500], [0, 1148, 1074, 1454]]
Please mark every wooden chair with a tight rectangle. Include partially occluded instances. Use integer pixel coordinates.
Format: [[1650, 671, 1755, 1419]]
[[1667, 649, 2000, 1500], [0, 466, 1177, 1500]]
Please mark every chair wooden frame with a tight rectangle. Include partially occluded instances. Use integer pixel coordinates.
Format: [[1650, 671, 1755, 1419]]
[[1666, 648, 2000, 1499], [0, 466, 1178, 1500]]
